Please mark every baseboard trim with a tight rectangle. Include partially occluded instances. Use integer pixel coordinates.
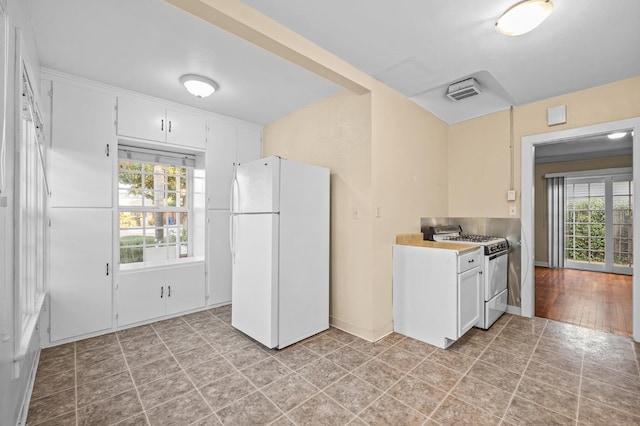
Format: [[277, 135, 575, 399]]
[[535, 261, 549, 267], [506, 305, 522, 316], [329, 315, 393, 342]]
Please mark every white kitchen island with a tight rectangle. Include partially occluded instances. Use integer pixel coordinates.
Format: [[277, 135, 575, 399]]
[[392, 235, 482, 349]]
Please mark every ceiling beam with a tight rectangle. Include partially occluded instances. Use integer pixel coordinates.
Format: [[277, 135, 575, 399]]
[[164, 0, 371, 95]]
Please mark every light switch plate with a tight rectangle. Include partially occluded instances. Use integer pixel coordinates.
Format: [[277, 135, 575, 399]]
[[507, 190, 516, 201]]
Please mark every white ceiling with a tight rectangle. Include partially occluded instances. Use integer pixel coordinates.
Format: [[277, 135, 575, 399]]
[[535, 131, 634, 164], [27, 0, 640, 126]]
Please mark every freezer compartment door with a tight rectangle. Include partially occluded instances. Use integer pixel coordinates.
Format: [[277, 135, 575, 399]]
[[233, 156, 280, 214], [231, 213, 279, 348]]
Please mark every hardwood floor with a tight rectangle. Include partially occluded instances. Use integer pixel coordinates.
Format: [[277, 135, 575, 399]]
[[535, 266, 633, 337]]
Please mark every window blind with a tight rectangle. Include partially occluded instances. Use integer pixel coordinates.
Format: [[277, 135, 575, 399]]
[[118, 144, 196, 168]]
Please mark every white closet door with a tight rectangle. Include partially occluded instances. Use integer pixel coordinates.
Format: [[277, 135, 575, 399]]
[[208, 210, 232, 305], [50, 208, 112, 341]]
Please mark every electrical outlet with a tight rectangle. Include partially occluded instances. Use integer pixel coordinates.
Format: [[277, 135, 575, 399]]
[[509, 206, 517, 216]]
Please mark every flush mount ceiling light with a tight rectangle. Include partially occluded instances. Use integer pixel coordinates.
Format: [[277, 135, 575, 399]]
[[180, 74, 218, 98], [496, 0, 554, 36], [607, 132, 627, 140]]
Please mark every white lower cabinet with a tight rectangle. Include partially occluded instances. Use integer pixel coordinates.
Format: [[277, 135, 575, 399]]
[[207, 210, 232, 305], [392, 244, 482, 349], [117, 263, 205, 327], [49, 209, 113, 342]]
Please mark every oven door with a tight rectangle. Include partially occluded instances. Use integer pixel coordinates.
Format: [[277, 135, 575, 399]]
[[484, 251, 508, 301]]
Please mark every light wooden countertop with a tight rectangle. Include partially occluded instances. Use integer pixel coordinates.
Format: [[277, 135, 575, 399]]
[[394, 233, 480, 254]]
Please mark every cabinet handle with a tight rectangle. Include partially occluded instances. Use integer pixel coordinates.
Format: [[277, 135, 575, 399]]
[[160, 286, 164, 299], [468, 259, 475, 263], [168, 120, 172, 133], [105, 144, 110, 157], [161, 119, 164, 131], [106, 263, 110, 276], [168, 285, 171, 297]]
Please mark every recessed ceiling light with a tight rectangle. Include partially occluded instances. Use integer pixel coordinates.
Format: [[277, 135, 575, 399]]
[[496, 0, 554, 36], [607, 132, 627, 140], [180, 74, 219, 98]]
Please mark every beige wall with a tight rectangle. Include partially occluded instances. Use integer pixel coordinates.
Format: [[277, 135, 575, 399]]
[[263, 84, 448, 341], [534, 156, 633, 263], [449, 77, 640, 219]]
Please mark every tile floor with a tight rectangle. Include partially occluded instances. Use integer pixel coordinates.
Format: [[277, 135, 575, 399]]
[[28, 306, 640, 425]]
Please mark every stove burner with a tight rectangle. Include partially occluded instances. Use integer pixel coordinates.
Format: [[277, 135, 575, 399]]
[[442, 234, 499, 243]]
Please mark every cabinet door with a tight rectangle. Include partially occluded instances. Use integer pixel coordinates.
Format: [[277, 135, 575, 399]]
[[117, 96, 166, 142], [457, 267, 481, 338], [165, 264, 206, 315], [166, 108, 206, 149], [117, 269, 166, 327], [208, 210, 232, 305], [236, 127, 262, 166], [50, 209, 112, 341], [207, 121, 237, 209], [50, 81, 114, 208]]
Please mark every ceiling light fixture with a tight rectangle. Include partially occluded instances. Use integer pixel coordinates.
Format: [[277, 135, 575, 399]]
[[180, 74, 218, 98], [607, 132, 627, 140], [496, 0, 554, 36]]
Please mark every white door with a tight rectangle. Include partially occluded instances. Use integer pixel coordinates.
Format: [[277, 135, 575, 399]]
[[166, 108, 206, 149], [50, 209, 112, 341], [50, 81, 114, 208], [207, 121, 237, 209], [117, 96, 166, 142], [234, 157, 280, 214], [457, 267, 481, 338], [208, 210, 232, 305], [231, 213, 279, 348], [165, 264, 206, 315], [117, 269, 166, 327]]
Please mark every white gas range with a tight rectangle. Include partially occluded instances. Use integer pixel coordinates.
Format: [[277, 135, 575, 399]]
[[425, 225, 509, 329]]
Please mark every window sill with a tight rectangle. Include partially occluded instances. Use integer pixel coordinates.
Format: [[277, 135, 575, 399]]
[[119, 256, 205, 272]]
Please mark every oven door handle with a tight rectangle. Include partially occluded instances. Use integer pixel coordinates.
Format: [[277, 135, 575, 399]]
[[488, 251, 508, 261]]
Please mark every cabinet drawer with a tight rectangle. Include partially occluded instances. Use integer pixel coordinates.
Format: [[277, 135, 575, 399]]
[[458, 249, 482, 273]]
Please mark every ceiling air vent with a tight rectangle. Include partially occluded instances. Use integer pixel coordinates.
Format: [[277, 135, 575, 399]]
[[446, 78, 481, 101]]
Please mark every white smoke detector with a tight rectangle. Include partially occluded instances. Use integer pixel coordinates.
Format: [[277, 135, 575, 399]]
[[446, 78, 481, 101]]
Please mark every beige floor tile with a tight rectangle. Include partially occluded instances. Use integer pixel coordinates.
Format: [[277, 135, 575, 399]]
[[379, 332, 406, 346], [75, 332, 118, 353], [146, 390, 212, 425], [269, 415, 295, 426], [199, 371, 257, 411], [466, 360, 522, 394], [223, 343, 272, 369], [325, 345, 372, 371], [451, 375, 511, 417], [504, 396, 575, 426], [137, 371, 196, 409], [77, 389, 143, 425], [119, 332, 163, 354], [324, 374, 381, 415], [479, 346, 529, 375], [216, 391, 282, 425], [31, 368, 75, 400], [577, 396, 640, 426], [394, 336, 437, 357], [172, 344, 219, 370], [75, 342, 123, 368], [210, 333, 253, 353], [301, 334, 345, 356], [298, 357, 349, 390], [524, 360, 581, 394], [28, 409, 76, 426], [129, 355, 182, 387], [76, 352, 128, 385], [287, 392, 354, 425], [184, 356, 235, 388], [241, 357, 291, 388], [155, 324, 199, 342], [163, 333, 207, 354], [352, 359, 403, 392], [190, 414, 222, 425], [427, 348, 476, 373], [431, 396, 500, 426], [388, 374, 447, 417], [38, 342, 75, 363], [77, 370, 135, 407], [408, 359, 462, 392], [123, 342, 172, 370], [150, 316, 187, 333], [581, 377, 640, 417], [114, 413, 150, 425], [116, 324, 156, 342], [348, 339, 391, 357], [273, 344, 320, 371], [448, 339, 487, 358], [516, 377, 578, 419], [27, 388, 76, 425], [582, 360, 640, 394], [35, 353, 74, 379], [262, 373, 319, 412], [376, 346, 423, 372], [488, 335, 536, 358], [359, 394, 425, 426], [322, 327, 358, 345], [530, 346, 583, 374]]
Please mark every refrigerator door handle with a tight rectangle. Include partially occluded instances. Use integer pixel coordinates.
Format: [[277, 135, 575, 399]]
[[230, 214, 235, 263]]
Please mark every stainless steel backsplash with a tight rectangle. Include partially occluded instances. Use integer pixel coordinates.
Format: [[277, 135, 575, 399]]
[[420, 217, 522, 307]]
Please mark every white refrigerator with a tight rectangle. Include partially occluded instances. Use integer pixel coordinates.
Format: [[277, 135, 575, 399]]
[[230, 156, 330, 349]]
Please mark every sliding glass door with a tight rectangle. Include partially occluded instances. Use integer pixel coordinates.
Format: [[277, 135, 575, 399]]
[[565, 175, 633, 274]]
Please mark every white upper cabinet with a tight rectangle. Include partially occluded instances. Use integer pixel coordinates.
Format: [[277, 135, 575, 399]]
[[117, 96, 206, 149], [207, 120, 262, 209], [50, 81, 115, 208]]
